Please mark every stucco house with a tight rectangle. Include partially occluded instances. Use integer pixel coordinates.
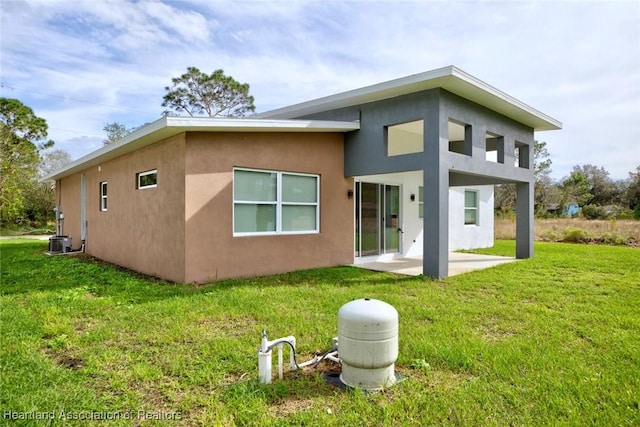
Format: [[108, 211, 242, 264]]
[[43, 66, 561, 283]]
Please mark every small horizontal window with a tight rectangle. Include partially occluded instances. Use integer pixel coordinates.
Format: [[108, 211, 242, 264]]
[[137, 169, 157, 189]]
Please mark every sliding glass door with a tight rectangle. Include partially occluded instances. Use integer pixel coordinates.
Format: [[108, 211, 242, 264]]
[[355, 182, 400, 257]]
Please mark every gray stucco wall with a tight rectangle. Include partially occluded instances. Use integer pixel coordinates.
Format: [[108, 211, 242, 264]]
[[298, 88, 534, 184], [298, 88, 536, 277]]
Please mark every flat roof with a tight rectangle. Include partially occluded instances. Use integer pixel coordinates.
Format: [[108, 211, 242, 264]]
[[41, 117, 360, 182], [254, 65, 562, 131]]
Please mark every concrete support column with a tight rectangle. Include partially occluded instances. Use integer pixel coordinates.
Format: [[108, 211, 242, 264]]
[[515, 181, 534, 259], [471, 123, 485, 160], [422, 113, 449, 278]]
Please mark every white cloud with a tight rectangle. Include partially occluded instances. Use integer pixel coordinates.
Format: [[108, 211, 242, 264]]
[[1, 0, 638, 179]]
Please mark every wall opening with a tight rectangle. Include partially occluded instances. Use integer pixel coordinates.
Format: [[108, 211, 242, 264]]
[[485, 132, 504, 163], [387, 120, 424, 156], [448, 119, 471, 156], [515, 141, 530, 169]]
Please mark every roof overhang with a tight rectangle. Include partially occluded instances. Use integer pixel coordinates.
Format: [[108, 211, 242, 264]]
[[41, 117, 360, 182], [254, 65, 562, 132]]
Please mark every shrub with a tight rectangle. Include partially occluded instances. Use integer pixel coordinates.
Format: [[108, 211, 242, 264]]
[[614, 236, 629, 245], [581, 204, 609, 220], [562, 228, 591, 243], [539, 230, 560, 242], [601, 232, 629, 245], [614, 209, 635, 220]]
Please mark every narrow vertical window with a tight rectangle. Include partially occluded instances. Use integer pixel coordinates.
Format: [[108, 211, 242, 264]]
[[464, 190, 478, 225], [100, 181, 108, 211], [418, 186, 424, 219]]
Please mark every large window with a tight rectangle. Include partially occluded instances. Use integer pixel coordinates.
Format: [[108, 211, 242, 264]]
[[464, 190, 478, 225], [233, 168, 319, 235], [137, 169, 157, 189], [100, 181, 108, 211]]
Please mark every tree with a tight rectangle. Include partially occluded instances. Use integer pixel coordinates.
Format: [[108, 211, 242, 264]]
[[161, 67, 256, 117], [103, 122, 134, 145], [21, 148, 73, 224], [626, 165, 640, 218], [534, 141, 552, 178], [39, 148, 72, 177], [561, 171, 593, 208], [0, 98, 53, 224], [21, 148, 71, 224], [495, 140, 553, 215], [103, 122, 151, 145], [533, 141, 553, 213], [571, 164, 618, 206]]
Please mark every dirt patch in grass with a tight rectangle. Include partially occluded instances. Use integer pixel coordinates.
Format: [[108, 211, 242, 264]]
[[196, 316, 257, 337], [398, 365, 477, 392], [74, 319, 96, 333], [42, 345, 84, 370], [57, 355, 84, 370], [427, 370, 477, 391], [217, 372, 251, 388], [476, 323, 517, 342], [270, 397, 316, 417]]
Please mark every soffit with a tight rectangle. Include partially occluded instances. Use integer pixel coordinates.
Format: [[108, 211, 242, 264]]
[[41, 117, 360, 182]]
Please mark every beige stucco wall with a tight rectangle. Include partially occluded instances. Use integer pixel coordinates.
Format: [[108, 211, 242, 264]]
[[184, 132, 353, 283], [58, 135, 186, 282], [56, 174, 81, 244]]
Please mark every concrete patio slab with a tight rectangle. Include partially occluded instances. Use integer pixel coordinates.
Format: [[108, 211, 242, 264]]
[[353, 252, 518, 277]]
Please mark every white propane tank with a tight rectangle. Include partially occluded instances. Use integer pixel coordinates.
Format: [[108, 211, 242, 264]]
[[338, 298, 398, 390]]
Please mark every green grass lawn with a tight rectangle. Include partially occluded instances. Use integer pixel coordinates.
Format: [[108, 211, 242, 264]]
[[1, 240, 639, 426]]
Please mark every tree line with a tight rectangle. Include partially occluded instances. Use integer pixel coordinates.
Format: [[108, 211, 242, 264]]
[[0, 98, 71, 228], [495, 141, 640, 220]]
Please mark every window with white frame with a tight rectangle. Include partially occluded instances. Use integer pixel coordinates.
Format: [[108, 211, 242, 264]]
[[418, 186, 424, 219], [100, 181, 108, 211], [137, 169, 157, 189], [464, 190, 478, 225], [233, 168, 319, 235]]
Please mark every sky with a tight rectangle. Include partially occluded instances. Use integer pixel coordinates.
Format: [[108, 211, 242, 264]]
[[1, 0, 639, 181]]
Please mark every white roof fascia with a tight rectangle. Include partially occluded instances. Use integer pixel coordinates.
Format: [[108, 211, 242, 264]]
[[446, 67, 562, 131], [255, 65, 562, 131], [254, 66, 454, 120], [41, 117, 360, 182]]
